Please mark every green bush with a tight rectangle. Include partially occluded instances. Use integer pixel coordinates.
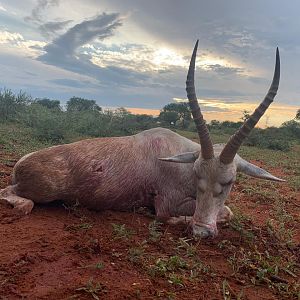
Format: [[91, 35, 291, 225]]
[[244, 128, 292, 151], [65, 110, 110, 137], [19, 103, 66, 143], [0, 89, 31, 122]]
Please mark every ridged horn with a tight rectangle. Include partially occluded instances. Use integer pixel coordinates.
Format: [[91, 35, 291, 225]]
[[186, 40, 214, 160], [220, 48, 280, 164]]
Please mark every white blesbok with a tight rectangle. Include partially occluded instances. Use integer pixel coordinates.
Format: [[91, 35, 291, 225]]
[[159, 40, 282, 237], [0, 41, 283, 238]]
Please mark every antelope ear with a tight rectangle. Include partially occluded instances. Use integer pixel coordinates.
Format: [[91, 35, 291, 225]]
[[159, 151, 200, 163], [236, 157, 285, 182]]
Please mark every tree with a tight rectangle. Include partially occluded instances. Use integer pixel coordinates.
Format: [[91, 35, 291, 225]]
[[66, 97, 101, 112], [160, 102, 191, 128], [35, 98, 61, 110], [209, 120, 221, 129], [296, 109, 300, 121], [114, 107, 131, 118], [159, 111, 179, 126]]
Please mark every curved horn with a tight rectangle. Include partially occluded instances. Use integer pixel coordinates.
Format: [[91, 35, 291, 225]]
[[220, 48, 280, 164], [186, 40, 214, 160]]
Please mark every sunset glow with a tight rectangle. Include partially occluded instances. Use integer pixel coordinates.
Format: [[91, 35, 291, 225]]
[[152, 48, 186, 68], [127, 101, 299, 128], [0, 0, 299, 127]]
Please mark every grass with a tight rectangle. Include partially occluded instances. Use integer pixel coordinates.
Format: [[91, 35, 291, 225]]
[[66, 222, 93, 232], [79, 261, 105, 270], [224, 228, 299, 298], [76, 279, 107, 299], [0, 124, 299, 299], [148, 256, 188, 278], [176, 129, 231, 144], [228, 208, 256, 243], [0, 123, 51, 158], [222, 280, 243, 300], [168, 273, 184, 287], [148, 220, 163, 242], [111, 223, 135, 239], [128, 242, 147, 265], [176, 238, 198, 257]]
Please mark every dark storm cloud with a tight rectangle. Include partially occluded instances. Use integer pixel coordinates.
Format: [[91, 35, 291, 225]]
[[42, 13, 122, 56], [38, 13, 149, 87], [38, 20, 73, 38]]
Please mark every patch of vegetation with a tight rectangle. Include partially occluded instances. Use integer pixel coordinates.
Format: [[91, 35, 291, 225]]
[[66, 222, 93, 232], [76, 279, 107, 300], [128, 242, 147, 265], [225, 241, 299, 299], [222, 280, 244, 300], [229, 208, 256, 243], [167, 273, 184, 287], [0, 124, 51, 158], [78, 261, 105, 270], [111, 223, 135, 239], [73, 238, 101, 255], [266, 219, 294, 248], [148, 220, 163, 242], [1, 89, 299, 151], [148, 256, 188, 277], [176, 238, 198, 257]]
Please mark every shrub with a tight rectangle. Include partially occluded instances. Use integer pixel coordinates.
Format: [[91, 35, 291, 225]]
[[0, 89, 31, 122], [244, 128, 292, 151], [19, 103, 66, 142]]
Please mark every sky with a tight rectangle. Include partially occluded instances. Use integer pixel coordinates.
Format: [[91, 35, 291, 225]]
[[0, 0, 299, 126]]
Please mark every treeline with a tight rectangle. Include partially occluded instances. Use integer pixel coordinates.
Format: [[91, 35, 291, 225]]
[[0, 89, 158, 142], [0, 89, 299, 151]]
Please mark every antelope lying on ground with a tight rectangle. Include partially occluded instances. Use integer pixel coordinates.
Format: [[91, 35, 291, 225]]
[[0, 41, 283, 237]]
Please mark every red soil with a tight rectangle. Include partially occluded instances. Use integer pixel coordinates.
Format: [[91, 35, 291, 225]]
[[0, 152, 299, 300]]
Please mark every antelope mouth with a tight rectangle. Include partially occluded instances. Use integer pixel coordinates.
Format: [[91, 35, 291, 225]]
[[191, 220, 218, 238]]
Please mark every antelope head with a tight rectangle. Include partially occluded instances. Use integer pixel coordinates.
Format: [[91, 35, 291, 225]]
[[160, 41, 283, 238]]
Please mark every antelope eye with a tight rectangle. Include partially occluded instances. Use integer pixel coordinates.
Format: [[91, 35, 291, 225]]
[[198, 188, 205, 194]]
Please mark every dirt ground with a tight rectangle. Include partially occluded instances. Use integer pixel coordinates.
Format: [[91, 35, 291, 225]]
[[0, 151, 299, 300]]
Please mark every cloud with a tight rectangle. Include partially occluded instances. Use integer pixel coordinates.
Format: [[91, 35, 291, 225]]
[[49, 78, 95, 88], [25, 0, 60, 23], [0, 30, 23, 44], [38, 20, 73, 38], [86, 43, 186, 73], [42, 13, 122, 56], [0, 30, 46, 56], [24, 0, 71, 38], [38, 13, 151, 87], [204, 64, 245, 76], [0, 3, 7, 12]]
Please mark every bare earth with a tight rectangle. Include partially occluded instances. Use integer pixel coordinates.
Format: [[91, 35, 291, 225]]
[[0, 150, 299, 300]]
